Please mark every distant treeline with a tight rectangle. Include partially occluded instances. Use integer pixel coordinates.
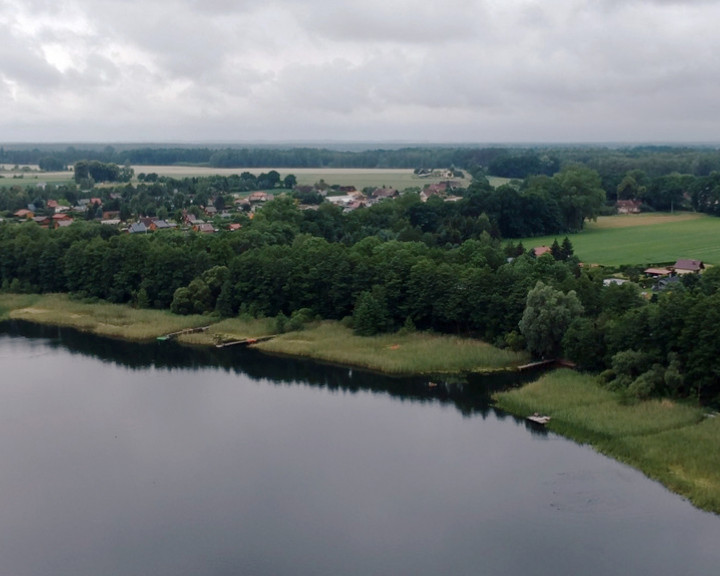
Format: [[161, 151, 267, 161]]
[[3, 144, 720, 180]]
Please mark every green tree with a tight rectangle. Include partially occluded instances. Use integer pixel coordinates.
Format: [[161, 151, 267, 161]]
[[519, 281, 584, 358], [353, 286, 392, 336], [554, 165, 606, 232], [283, 174, 297, 189]]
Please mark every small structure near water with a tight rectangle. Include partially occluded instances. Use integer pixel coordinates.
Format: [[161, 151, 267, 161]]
[[527, 413, 551, 425]]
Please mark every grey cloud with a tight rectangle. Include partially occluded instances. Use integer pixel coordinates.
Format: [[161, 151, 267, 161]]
[[3, 0, 720, 142], [296, 0, 483, 44]]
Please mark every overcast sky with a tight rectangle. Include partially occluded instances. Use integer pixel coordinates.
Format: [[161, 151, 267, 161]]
[[2, 0, 719, 144]]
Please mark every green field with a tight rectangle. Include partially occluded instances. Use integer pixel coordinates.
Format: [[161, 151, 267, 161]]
[[133, 166, 472, 191], [1, 165, 473, 192], [520, 212, 720, 266]]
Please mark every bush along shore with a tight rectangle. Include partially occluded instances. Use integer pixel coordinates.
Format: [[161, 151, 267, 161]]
[[494, 369, 720, 515], [0, 294, 529, 376]]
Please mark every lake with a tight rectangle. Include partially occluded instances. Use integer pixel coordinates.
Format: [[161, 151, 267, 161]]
[[1, 321, 719, 576]]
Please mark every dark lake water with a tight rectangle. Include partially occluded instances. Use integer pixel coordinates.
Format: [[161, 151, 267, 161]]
[[1, 321, 719, 576]]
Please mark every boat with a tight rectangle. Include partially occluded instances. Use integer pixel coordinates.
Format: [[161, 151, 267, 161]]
[[527, 413, 551, 425]]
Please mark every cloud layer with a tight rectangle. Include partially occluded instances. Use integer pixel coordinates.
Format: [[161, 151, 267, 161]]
[[2, 0, 719, 142]]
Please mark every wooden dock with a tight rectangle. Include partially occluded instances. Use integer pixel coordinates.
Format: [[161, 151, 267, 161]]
[[157, 326, 211, 341], [215, 335, 276, 348], [518, 359, 576, 371]]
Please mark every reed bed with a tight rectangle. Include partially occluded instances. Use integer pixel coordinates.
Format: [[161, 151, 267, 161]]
[[494, 369, 719, 513], [253, 321, 528, 374], [620, 416, 720, 512], [5, 294, 209, 341], [0, 294, 41, 321]]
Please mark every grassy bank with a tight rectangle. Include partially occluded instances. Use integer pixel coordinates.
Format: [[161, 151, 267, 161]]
[[254, 321, 529, 375], [0, 294, 526, 374], [0, 294, 43, 321], [494, 369, 720, 514], [5, 294, 209, 341], [520, 212, 720, 266]]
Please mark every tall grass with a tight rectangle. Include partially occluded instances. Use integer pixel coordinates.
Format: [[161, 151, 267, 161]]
[[254, 321, 529, 374], [5, 294, 209, 341], [494, 369, 720, 513], [2, 295, 528, 374], [0, 294, 41, 321]]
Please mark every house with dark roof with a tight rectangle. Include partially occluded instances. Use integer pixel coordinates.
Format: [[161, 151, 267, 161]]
[[128, 222, 148, 234], [672, 259, 704, 275], [149, 220, 176, 231]]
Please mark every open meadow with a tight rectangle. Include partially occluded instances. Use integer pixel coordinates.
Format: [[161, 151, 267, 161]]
[[520, 212, 720, 266]]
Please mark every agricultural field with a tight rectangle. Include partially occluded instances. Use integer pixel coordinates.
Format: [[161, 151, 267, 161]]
[[520, 212, 720, 267], [1, 164, 473, 192], [133, 165, 473, 190], [0, 164, 72, 188]]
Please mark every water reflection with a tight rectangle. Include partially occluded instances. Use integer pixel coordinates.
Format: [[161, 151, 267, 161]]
[[2, 320, 541, 418], [1, 321, 719, 576]]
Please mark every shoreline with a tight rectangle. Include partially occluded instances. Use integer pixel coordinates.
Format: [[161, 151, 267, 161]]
[[4, 294, 718, 514], [494, 369, 720, 515], [0, 293, 528, 376]]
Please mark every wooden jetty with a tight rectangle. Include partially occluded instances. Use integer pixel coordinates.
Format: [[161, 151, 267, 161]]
[[157, 326, 211, 341], [215, 335, 275, 348], [518, 359, 576, 372]]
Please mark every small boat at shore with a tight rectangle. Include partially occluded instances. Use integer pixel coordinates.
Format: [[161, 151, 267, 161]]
[[527, 413, 551, 425]]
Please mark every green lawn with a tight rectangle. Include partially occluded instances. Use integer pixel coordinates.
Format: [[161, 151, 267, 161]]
[[520, 212, 720, 266]]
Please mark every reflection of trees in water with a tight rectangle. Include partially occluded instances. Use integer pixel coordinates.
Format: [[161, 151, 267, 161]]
[[2, 320, 544, 418]]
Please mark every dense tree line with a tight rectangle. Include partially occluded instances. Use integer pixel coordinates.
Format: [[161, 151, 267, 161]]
[[2, 191, 720, 405], [2, 144, 720, 179]]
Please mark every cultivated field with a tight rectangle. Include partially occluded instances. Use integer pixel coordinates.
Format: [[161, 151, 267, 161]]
[[0, 164, 72, 188], [132, 165, 473, 190], [520, 212, 720, 266], [0, 164, 473, 192]]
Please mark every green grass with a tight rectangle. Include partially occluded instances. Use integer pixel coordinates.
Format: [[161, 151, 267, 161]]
[[494, 369, 720, 513], [519, 212, 720, 266], [254, 321, 529, 375], [5, 294, 210, 341], [0, 166, 73, 188], [0, 294, 42, 321]]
